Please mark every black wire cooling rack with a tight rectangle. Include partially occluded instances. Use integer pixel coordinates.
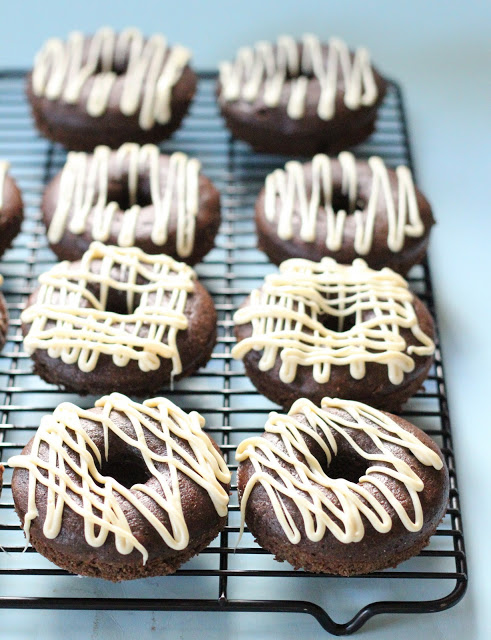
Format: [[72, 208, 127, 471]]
[[0, 70, 467, 635]]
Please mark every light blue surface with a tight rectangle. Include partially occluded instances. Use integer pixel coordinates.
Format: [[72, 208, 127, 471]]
[[1, 1, 490, 638]]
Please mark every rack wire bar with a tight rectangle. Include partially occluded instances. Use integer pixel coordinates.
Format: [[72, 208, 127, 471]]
[[0, 70, 467, 635]]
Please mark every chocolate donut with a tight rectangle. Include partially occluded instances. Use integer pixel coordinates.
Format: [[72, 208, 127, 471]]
[[0, 161, 24, 258], [256, 153, 434, 275], [9, 393, 231, 581], [0, 277, 9, 353], [232, 258, 435, 411], [42, 144, 221, 264], [236, 397, 448, 575], [217, 34, 387, 156], [21, 242, 217, 396], [26, 28, 197, 151]]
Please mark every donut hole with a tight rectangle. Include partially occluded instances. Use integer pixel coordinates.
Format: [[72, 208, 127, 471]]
[[318, 188, 366, 215], [285, 68, 316, 81], [80, 261, 159, 315], [98, 448, 152, 490], [103, 290, 136, 315], [80, 281, 140, 315], [325, 450, 369, 484], [73, 278, 139, 315], [106, 177, 153, 210], [318, 310, 357, 333], [100, 287, 162, 316], [93, 59, 127, 76], [91, 48, 133, 77]]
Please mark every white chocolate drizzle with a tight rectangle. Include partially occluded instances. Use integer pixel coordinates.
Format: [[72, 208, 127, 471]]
[[236, 397, 443, 544], [32, 27, 191, 129], [232, 258, 434, 385], [264, 153, 425, 254], [47, 144, 201, 258], [219, 34, 378, 120], [0, 160, 10, 209], [8, 393, 231, 562], [21, 242, 196, 376]]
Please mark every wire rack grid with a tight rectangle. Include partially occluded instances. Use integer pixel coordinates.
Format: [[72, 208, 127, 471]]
[[0, 70, 467, 636]]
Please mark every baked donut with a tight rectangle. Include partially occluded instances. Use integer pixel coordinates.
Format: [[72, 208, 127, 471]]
[[26, 28, 197, 151], [21, 242, 216, 396], [0, 161, 24, 258], [236, 397, 448, 575], [0, 275, 9, 353], [217, 34, 387, 156], [42, 143, 221, 264], [256, 153, 434, 275], [232, 257, 435, 411], [9, 392, 231, 581]]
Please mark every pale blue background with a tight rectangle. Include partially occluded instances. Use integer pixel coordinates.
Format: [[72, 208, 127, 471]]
[[1, 1, 490, 638]]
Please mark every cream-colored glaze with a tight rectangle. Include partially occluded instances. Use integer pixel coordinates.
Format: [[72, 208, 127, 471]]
[[8, 392, 231, 563], [236, 396, 442, 544], [21, 242, 196, 375], [232, 258, 434, 385], [264, 152, 425, 254], [219, 34, 378, 121], [32, 27, 191, 129], [48, 144, 201, 258], [0, 160, 10, 209]]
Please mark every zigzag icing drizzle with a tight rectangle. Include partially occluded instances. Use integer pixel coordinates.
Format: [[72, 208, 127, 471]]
[[236, 397, 443, 543], [232, 258, 434, 385], [8, 393, 231, 562], [32, 27, 191, 129], [47, 144, 201, 258], [264, 152, 425, 254], [219, 34, 378, 120], [21, 242, 196, 375], [0, 160, 9, 209]]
